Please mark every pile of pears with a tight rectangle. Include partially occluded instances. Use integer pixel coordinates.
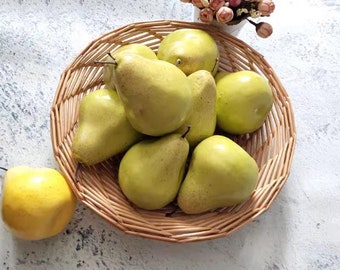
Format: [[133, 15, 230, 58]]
[[71, 29, 274, 215]]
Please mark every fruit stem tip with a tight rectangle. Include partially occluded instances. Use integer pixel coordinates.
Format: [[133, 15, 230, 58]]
[[93, 52, 117, 66], [181, 125, 191, 138]]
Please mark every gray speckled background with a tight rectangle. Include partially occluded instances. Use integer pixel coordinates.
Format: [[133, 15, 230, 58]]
[[1, 0, 339, 269]]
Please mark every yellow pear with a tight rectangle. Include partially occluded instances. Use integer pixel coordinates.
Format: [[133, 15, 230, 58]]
[[103, 43, 158, 90], [176, 70, 216, 147], [157, 28, 220, 75], [72, 88, 141, 165], [118, 131, 190, 210], [215, 70, 274, 134], [177, 135, 259, 214], [112, 54, 192, 136]]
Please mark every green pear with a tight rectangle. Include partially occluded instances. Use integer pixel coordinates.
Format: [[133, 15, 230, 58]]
[[176, 70, 217, 147], [112, 54, 192, 136], [215, 70, 274, 134], [118, 130, 190, 210], [72, 88, 141, 165], [103, 43, 158, 90], [157, 29, 220, 75], [177, 135, 259, 214]]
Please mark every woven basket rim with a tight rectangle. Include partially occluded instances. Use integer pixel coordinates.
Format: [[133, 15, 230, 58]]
[[50, 20, 296, 243]]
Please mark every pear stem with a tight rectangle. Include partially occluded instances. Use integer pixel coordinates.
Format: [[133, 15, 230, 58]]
[[94, 61, 117, 65], [0, 167, 8, 172], [93, 52, 118, 66], [107, 52, 115, 61], [181, 125, 191, 138], [212, 57, 219, 74]]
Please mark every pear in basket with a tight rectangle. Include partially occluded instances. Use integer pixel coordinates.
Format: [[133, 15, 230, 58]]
[[157, 28, 220, 76], [103, 43, 158, 90], [72, 88, 141, 165], [215, 70, 274, 134], [111, 54, 192, 136], [177, 135, 259, 214], [176, 70, 217, 147], [118, 128, 190, 210]]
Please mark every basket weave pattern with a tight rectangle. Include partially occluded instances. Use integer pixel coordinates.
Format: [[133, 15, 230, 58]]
[[50, 20, 296, 243]]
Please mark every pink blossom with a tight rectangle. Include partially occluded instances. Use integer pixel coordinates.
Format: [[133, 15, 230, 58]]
[[199, 7, 214, 23], [216, 6, 234, 24], [258, 0, 275, 16], [192, 0, 205, 8], [256, 22, 273, 38], [228, 0, 242, 8], [209, 0, 225, 11]]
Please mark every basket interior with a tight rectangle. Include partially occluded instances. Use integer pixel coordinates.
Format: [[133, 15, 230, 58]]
[[50, 20, 296, 243]]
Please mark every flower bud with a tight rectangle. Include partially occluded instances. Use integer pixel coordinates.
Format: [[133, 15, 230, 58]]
[[201, 0, 210, 7], [192, 0, 210, 8], [228, 0, 242, 8], [209, 0, 225, 11], [258, 0, 275, 16], [199, 7, 214, 23], [216, 6, 234, 24], [256, 22, 273, 38], [192, 0, 205, 8]]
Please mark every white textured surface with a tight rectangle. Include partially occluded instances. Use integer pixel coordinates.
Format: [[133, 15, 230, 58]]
[[0, 0, 339, 269]]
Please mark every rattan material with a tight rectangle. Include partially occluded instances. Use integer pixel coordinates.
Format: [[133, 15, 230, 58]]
[[50, 20, 296, 243]]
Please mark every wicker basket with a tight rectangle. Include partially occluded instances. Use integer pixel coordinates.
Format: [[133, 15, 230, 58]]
[[50, 20, 296, 243]]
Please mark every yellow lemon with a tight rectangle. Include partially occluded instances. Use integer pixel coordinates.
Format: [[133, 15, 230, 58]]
[[1, 166, 77, 241]]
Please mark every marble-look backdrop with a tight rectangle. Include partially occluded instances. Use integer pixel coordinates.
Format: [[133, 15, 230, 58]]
[[0, 0, 339, 269]]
